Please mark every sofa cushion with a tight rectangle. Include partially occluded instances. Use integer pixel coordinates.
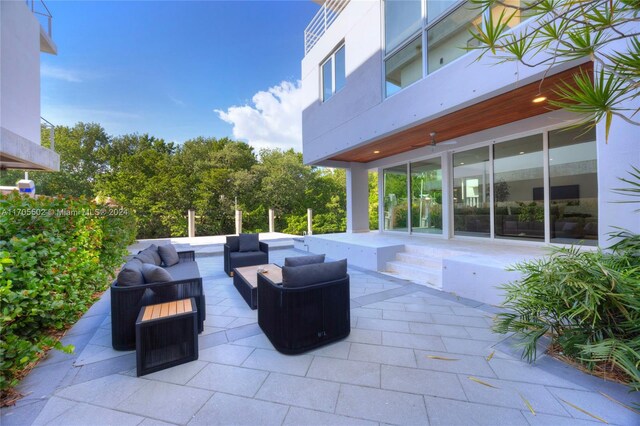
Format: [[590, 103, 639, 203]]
[[158, 244, 180, 266], [139, 244, 162, 266], [164, 261, 201, 281], [140, 263, 173, 283], [284, 254, 325, 267], [117, 259, 144, 286], [226, 236, 240, 252], [239, 233, 260, 252], [282, 259, 347, 288]]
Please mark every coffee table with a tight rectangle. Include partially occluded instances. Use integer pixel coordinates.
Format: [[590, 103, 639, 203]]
[[233, 263, 282, 309]]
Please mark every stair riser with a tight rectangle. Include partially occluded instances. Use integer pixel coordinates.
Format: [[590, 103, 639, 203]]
[[386, 262, 442, 286], [395, 253, 441, 268]]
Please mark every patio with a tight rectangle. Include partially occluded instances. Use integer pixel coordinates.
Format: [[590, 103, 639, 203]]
[[2, 247, 638, 425]]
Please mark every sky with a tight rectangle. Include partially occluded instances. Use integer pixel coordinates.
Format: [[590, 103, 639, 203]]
[[40, 0, 319, 151]]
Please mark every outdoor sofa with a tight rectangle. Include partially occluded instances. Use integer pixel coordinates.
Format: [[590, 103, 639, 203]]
[[224, 233, 269, 276], [258, 255, 350, 354], [111, 244, 205, 350]]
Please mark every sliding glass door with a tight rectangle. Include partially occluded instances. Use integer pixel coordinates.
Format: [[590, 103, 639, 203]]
[[453, 147, 490, 237], [383, 165, 408, 231]]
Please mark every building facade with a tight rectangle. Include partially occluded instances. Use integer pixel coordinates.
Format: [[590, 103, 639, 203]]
[[1, 0, 59, 171], [301, 0, 639, 247]]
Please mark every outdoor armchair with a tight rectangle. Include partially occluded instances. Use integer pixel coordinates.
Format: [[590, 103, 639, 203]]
[[224, 234, 269, 276], [257, 259, 350, 354]]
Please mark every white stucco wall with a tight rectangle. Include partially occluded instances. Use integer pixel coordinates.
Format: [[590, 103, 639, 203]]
[[1, 0, 41, 146]]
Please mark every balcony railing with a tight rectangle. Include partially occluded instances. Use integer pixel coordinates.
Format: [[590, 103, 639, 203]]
[[41, 117, 55, 151], [304, 0, 350, 55], [26, 0, 52, 38]]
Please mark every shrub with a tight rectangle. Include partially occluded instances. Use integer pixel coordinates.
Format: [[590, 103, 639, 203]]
[[495, 242, 640, 392], [0, 192, 136, 393]]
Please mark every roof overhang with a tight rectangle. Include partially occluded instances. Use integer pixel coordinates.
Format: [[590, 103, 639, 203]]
[[329, 62, 593, 163]]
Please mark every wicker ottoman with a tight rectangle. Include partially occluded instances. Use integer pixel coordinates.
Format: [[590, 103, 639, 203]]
[[135, 298, 198, 376]]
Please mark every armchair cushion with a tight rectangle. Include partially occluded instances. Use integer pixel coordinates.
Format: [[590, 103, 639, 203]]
[[230, 251, 266, 264], [282, 259, 347, 288], [226, 236, 240, 252], [158, 244, 180, 266], [117, 259, 145, 286], [284, 254, 325, 267], [139, 244, 162, 266], [239, 233, 260, 252], [134, 252, 156, 265]]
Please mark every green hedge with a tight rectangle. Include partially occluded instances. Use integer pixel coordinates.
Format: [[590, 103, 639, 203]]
[[0, 192, 136, 392]]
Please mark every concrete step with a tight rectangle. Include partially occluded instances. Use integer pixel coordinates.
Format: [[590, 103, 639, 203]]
[[396, 252, 442, 269], [404, 244, 460, 258], [385, 260, 442, 287]]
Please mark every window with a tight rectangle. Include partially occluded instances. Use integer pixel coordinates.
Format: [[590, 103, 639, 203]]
[[411, 158, 442, 234], [427, 3, 482, 74], [383, 165, 408, 231], [384, 0, 422, 53], [385, 36, 423, 97], [453, 147, 490, 237], [493, 134, 544, 241], [548, 126, 597, 245], [321, 45, 346, 101]]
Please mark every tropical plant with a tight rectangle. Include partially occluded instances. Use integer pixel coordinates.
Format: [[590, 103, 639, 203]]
[[469, 0, 640, 138]]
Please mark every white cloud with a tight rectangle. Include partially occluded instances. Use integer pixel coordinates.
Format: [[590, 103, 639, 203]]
[[169, 96, 186, 107], [41, 64, 84, 82], [215, 80, 303, 152]]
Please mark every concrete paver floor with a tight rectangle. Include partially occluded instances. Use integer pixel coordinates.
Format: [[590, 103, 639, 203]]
[[2, 248, 638, 425]]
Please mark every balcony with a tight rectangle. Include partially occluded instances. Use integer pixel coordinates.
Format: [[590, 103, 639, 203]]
[[27, 0, 57, 54], [304, 0, 349, 55]]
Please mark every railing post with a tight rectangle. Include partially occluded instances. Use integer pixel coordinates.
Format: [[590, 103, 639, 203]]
[[49, 125, 54, 150], [307, 208, 313, 236], [235, 210, 242, 234], [188, 209, 196, 238], [268, 208, 275, 233]]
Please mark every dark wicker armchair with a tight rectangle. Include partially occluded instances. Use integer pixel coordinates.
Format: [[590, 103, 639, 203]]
[[224, 235, 269, 276], [257, 271, 350, 354], [111, 250, 205, 351]]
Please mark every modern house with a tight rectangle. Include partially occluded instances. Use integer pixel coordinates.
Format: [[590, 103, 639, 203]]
[[300, 0, 640, 303], [0, 0, 59, 171]]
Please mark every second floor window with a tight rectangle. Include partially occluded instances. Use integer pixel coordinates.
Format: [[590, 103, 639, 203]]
[[322, 44, 346, 102]]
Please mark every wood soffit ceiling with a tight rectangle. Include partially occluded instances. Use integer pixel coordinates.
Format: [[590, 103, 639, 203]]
[[329, 63, 593, 163]]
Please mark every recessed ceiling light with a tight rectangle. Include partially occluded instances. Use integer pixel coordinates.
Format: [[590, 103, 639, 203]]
[[532, 95, 547, 103], [519, 151, 525, 155], [373, 150, 380, 154], [460, 162, 465, 165]]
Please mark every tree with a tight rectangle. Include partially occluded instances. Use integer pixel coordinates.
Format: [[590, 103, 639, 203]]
[[469, 0, 640, 137]]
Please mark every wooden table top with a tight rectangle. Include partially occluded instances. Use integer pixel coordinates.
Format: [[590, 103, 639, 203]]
[[234, 263, 282, 288], [141, 298, 194, 322]]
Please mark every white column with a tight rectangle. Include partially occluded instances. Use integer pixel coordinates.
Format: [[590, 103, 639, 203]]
[[187, 209, 196, 238], [235, 210, 242, 234], [268, 208, 275, 233], [347, 163, 370, 233], [307, 208, 313, 235]]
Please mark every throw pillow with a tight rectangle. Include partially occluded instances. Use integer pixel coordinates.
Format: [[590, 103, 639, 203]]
[[139, 244, 162, 266], [134, 252, 156, 265], [226, 236, 240, 252], [239, 233, 260, 252], [140, 263, 173, 283], [158, 244, 180, 266], [284, 254, 325, 267], [117, 259, 144, 286], [282, 259, 347, 288]]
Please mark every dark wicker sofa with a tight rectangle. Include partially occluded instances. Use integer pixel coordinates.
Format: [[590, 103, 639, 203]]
[[111, 250, 205, 350], [257, 258, 350, 354], [224, 235, 269, 276]]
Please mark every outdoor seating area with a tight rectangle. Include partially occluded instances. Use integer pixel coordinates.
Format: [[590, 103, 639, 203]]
[[5, 247, 638, 426]]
